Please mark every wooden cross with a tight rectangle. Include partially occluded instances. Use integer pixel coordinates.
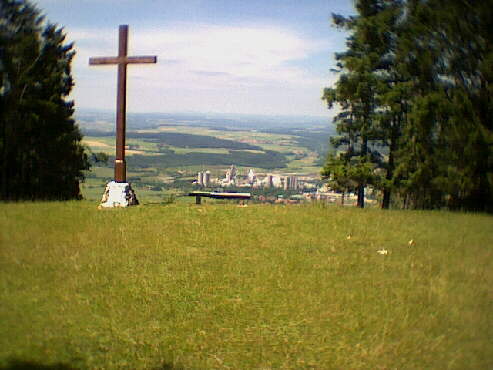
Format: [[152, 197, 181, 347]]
[[89, 25, 157, 183]]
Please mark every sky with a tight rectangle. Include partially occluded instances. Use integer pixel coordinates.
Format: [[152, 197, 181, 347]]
[[33, 0, 355, 117]]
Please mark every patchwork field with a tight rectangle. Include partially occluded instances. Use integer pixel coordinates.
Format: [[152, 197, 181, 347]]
[[150, 125, 302, 153], [1, 202, 492, 369], [82, 125, 324, 163], [81, 124, 327, 201]]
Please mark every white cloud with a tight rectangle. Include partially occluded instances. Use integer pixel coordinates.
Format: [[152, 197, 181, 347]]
[[67, 23, 334, 115]]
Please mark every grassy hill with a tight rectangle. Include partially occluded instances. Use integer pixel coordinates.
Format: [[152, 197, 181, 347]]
[[1, 202, 492, 369]]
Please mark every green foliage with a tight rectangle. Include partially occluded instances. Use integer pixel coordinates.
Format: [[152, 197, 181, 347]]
[[324, 0, 493, 212], [1, 202, 492, 368], [0, 0, 89, 200], [89, 151, 109, 165], [251, 187, 299, 199], [322, 0, 397, 208], [162, 193, 176, 204], [124, 149, 287, 170], [398, 0, 493, 211], [321, 152, 357, 194]]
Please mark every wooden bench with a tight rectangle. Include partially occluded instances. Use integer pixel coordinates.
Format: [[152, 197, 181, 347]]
[[188, 191, 251, 205]]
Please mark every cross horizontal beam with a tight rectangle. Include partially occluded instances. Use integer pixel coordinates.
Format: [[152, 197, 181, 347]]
[[89, 56, 157, 65]]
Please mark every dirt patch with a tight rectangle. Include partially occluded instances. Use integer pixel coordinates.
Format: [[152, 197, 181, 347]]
[[84, 140, 111, 147], [126, 150, 146, 155]]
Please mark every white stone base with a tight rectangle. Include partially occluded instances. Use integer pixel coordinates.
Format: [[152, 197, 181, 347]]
[[99, 181, 139, 208]]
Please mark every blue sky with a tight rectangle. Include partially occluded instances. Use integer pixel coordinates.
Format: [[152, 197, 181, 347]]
[[33, 0, 354, 117]]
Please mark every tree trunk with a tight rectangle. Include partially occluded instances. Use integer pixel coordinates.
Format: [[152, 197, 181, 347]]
[[382, 109, 404, 210], [357, 185, 365, 208], [382, 189, 390, 209], [382, 126, 397, 209], [358, 135, 368, 208]]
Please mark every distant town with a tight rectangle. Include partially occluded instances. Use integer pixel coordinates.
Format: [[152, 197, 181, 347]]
[[195, 165, 301, 190], [194, 164, 366, 205]]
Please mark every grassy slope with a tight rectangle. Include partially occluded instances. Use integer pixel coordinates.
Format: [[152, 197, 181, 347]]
[[1, 202, 492, 369]]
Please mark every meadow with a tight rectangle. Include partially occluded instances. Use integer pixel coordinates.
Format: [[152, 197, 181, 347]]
[[1, 202, 492, 369]]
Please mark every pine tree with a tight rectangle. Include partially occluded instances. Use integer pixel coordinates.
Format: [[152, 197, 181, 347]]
[[0, 0, 89, 200], [323, 0, 397, 208], [324, 0, 492, 212], [395, 0, 493, 211]]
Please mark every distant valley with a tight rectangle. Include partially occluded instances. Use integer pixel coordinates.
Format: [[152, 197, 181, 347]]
[[77, 110, 335, 202]]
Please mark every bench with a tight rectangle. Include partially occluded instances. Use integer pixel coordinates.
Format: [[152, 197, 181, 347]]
[[188, 191, 251, 205]]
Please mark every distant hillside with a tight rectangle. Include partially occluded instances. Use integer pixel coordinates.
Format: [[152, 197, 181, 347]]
[[125, 150, 287, 170], [83, 130, 262, 151], [76, 109, 336, 132]]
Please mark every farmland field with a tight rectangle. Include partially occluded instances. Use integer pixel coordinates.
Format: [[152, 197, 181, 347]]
[[81, 123, 328, 200]]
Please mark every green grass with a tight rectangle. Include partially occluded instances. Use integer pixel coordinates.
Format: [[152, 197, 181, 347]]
[[1, 202, 492, 369], [170, 147, 230, 155]]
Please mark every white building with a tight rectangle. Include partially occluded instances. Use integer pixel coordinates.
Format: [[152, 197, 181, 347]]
[[247, 169, 256, 185], [223, 165, 238, 186], [197, 171, 204, 186], [203, 171, 211, 187], [283, 175, 299, 190]]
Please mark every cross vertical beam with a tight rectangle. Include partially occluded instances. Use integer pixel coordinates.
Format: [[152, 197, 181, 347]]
[[89, 25, 157, 183], [115, 25, 128, 182]]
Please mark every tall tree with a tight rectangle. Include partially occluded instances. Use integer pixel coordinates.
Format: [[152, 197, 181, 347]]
[[323, 0, 396, 208], [395, 0, 493, 211], [0, 0, 89, 200], [324, 0, 493, 212]]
